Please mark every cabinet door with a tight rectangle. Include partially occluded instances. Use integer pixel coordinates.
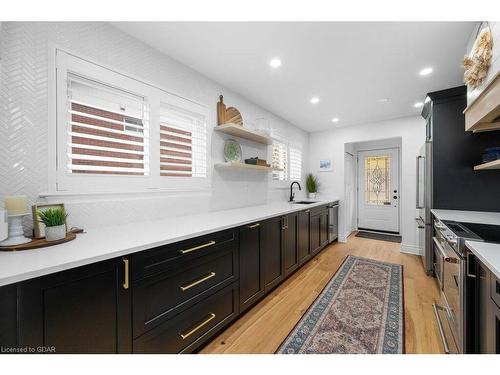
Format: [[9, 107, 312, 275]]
[[310, 213, 321, 255], [0, 284, 17, 347], [283, 212, 299, 277], [18, 258, 131, 353], [261, 216, 284, 292], [239, 222, 265, 312], [298, 210, 311, 264], [492, 300, 500, 354]]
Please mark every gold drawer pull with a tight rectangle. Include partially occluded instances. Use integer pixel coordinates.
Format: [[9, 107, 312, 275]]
[[247, 223, 260, 229], [180, 272, 216, 292], [179, 313, 216, 340], [179, 240, 216, 254]]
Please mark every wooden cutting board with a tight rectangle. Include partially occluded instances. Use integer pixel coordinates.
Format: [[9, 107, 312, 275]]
[[0, 232, 77, 251]]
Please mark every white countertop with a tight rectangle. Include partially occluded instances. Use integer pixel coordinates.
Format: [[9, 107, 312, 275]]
[[0, 199, 338, 287], [466, 241, 500, 280], [431, 209, 500, 226]]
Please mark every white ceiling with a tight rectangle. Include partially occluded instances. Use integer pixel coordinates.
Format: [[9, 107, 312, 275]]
[[112, 22, 476, 132]]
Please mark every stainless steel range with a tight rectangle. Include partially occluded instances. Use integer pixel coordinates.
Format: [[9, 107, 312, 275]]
[[432, 219, 482, 354]]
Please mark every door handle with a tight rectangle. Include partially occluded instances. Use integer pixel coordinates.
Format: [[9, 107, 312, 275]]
[[416, 217, 425, 229], [432, 304, 453, 354], [122, 258, 129, 290], [466, 251, 477, 278], [281, 216, 288, 230], [247, 223, 260, 229], [416, 156, 424, 209]]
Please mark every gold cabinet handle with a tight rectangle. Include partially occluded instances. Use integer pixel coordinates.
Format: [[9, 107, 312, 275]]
[[122, 258, 129, 290], [179, 240, 216, 254], [247, 223, 260, 229], [179, 313, 216, 340], [180, 272, 216, 292]]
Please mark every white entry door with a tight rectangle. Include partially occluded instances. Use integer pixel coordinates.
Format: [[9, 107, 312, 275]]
[[357, 148, 400, 233]]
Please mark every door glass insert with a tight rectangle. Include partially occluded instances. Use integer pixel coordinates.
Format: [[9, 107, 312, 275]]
[[364, 155, 391, 205]]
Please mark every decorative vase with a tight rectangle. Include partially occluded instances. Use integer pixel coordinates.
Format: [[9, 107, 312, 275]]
[[308, 192, 317, 199], [45, 224, 66, 242], [0, 214, 31, 246]]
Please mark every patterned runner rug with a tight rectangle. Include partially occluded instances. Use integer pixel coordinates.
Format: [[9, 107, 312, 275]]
[[277, 255, 404, 354]]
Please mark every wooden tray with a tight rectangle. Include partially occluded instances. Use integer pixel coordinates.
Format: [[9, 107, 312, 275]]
[[0, 232, 76, 251]]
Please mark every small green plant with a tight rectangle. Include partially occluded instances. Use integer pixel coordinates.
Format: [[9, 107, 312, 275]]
[[306, 173, 320, 193], [37, 207, 68, 227]]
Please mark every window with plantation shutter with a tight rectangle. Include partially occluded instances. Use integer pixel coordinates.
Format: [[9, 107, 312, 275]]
[[67, 73, 149, 176], [55, 50, 209, 193], [289, 147, 302, 181], [272, 141, 288, 181], [159, 102, 207, 178]]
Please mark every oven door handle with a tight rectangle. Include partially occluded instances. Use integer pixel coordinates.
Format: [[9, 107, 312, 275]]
[[432, 303, 451, 354], [433, 237, 451, 262]]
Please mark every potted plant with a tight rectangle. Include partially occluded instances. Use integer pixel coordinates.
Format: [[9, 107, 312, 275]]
[[306, 173, 320, 199], [37, 207, 68, 241]]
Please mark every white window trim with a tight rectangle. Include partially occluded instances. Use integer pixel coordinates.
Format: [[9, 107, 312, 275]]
[[49, 47, 211, 196]]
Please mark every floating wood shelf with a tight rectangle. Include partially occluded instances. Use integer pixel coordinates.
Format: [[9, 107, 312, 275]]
[[474, 159, 500, 170], [465, 72, 500, 133], [214, 123, 272, 145], [215, 162, 282, 172]]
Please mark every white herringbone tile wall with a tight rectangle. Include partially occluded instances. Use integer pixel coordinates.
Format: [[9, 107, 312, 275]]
[[0, 22, 309, 231]]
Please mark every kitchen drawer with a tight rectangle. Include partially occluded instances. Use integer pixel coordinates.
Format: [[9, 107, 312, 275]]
[[133, 246, 238, 337], [491, 273, 500, 310], [133, 282, 239, 353], [132, 229, 237, 280]]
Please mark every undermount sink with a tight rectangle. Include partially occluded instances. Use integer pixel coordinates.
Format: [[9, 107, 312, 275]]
[[292, 201, 318, 205]]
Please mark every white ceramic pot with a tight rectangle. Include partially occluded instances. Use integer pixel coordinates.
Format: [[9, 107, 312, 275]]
[[308, 192, 317, 199], [45, 224, 66, 242]]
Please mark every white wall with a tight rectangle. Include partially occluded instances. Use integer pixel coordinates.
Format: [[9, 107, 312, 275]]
[[466, 22, 500, 104], [0, 22, 309, 231], [309, 116, 426, 254]]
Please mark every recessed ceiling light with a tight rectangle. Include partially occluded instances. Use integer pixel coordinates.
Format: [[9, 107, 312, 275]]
[[414, 102, 424, 108], [331, 117, 339, 123], [310, 97, 320, 104], [419, 67, 433, 76], [377, 98, 390, 103], [269, 58, 282, 68]]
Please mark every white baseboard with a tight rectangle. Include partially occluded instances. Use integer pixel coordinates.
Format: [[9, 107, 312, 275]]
[[338, 229, 355, 243], [400, 243, 423, 256]]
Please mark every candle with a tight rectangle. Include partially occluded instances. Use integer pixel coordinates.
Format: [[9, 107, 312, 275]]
[[4, 195, 28, 215]]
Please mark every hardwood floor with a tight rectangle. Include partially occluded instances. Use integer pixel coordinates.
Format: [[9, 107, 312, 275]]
[[201, 234, 443, 354]]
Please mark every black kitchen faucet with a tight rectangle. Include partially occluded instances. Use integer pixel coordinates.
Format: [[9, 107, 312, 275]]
[[289, 181, 302, 202]]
